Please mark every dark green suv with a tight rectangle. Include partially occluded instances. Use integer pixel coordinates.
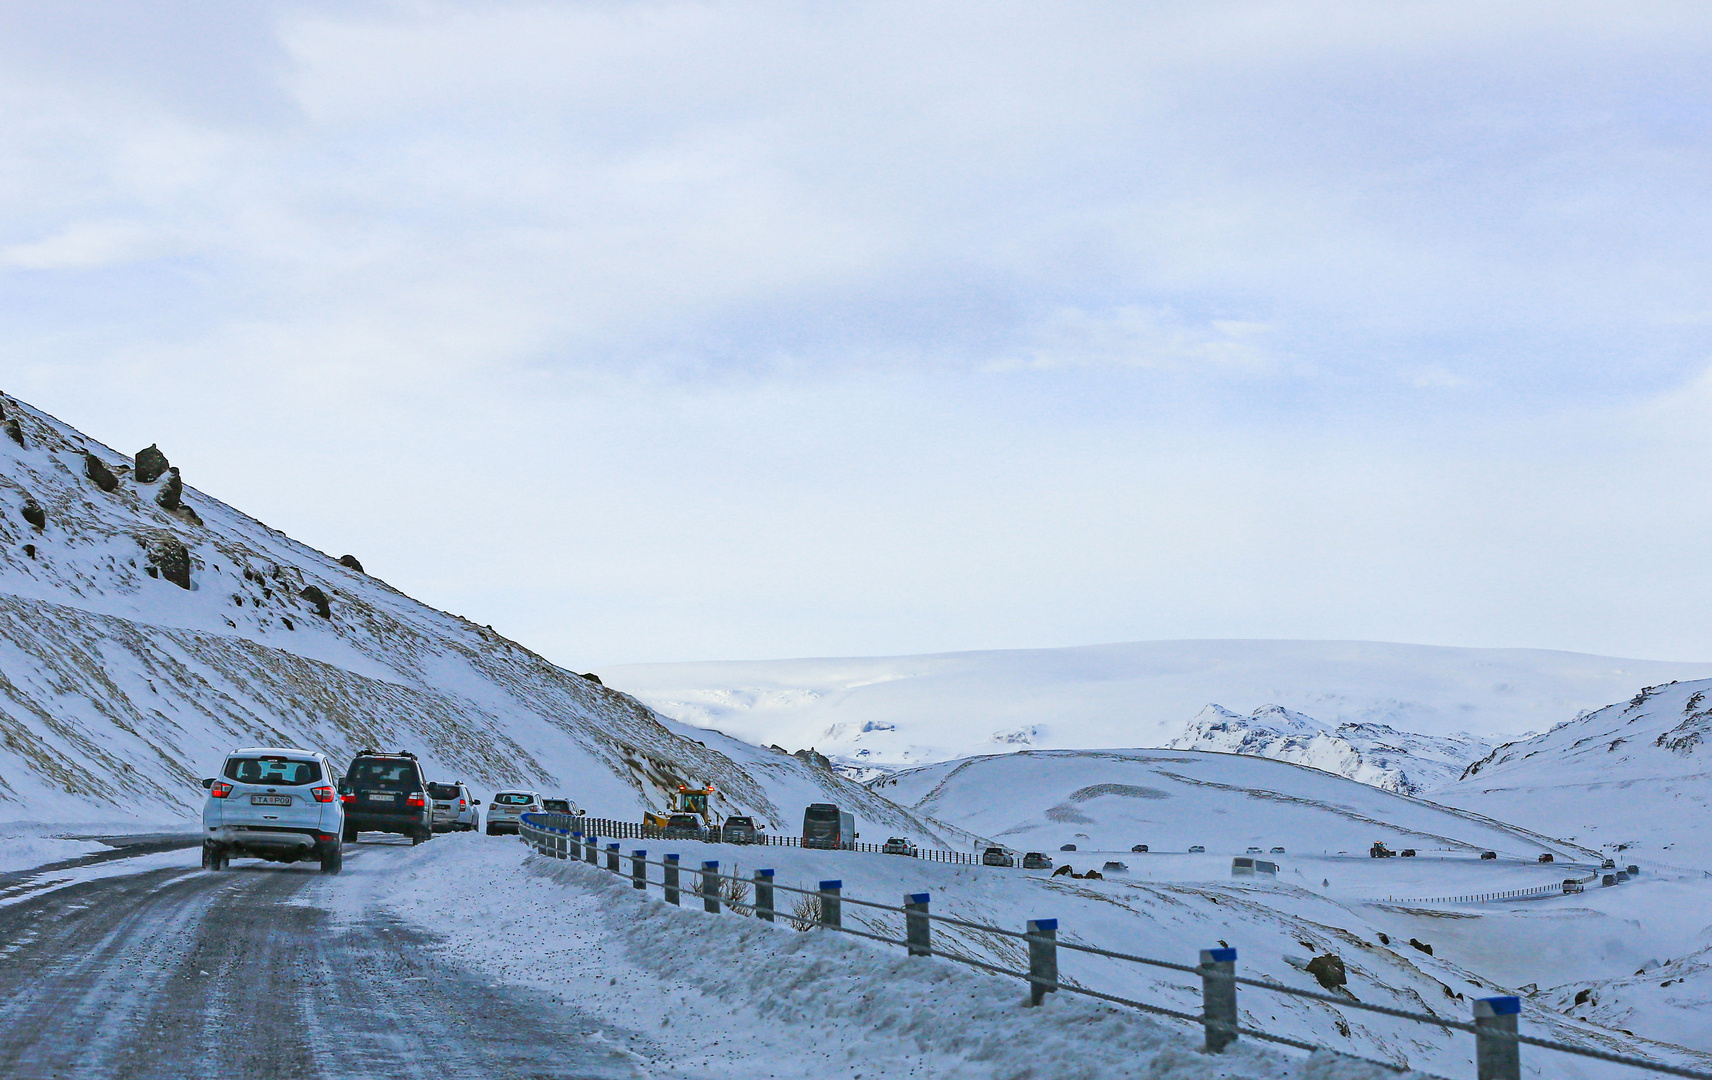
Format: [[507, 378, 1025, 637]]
[[340, 749, 433, 844]]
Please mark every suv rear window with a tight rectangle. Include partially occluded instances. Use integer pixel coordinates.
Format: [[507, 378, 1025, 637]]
[[347, 759, 422, 789], [494, 793, 534, 805], [224, 757, 322, 785], [427, 783, 461, 799], [725, 817, 754, 828]]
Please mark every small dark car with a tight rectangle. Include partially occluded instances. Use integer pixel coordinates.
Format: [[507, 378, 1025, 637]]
[[1022, 852, 1053, 869], [1131, 844, 1148, 853], [541, 798, 572, 814], [1060, 843, 1077, 851], [341, 749, 432, 844], [722, 815, 759, 844], [1480, 851, 1497, 860], [664, 813, 705, 839]]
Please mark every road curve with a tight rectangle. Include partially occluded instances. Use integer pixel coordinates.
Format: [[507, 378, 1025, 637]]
[[0, 841, 642, 1080]]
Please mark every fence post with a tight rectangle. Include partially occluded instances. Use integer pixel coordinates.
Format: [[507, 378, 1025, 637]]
[[664, 854, 680, 905], [701, 861, 722, 913], [1026, 919, 1058, 1006], [1474, 997, 1521, 1080], [905, 893, 931, 956], [606, 843, 620, 873], [585, 834, 598, 865], [819, 880, 842, 930], [571, 831, 583, 860], [554, 831, 566, 859], [755, 869, 776, 922], [1200, 947, 1238, 1053], [631, 850, 647, 889]]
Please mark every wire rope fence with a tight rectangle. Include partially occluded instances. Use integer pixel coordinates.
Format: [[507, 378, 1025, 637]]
[[519, 812, 1712, 1080]]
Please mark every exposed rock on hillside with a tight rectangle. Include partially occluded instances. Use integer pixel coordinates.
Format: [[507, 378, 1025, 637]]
[[134, 444, 169, 484], [83, 453, 118, 492], [338, 554, 364, 572]]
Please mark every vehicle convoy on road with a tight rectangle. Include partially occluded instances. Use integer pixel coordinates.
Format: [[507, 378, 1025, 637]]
[[644, 782, 717, 832], [486, 790, 542, 835], [201, 746, 344, 873], [803, 803, 857, 850], [341, 749, 434, 844], [428, 781, 480, 832]]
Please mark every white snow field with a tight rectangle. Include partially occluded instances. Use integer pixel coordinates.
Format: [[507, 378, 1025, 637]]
[[0, 396, 940, 843], [604, 641, 1710, 776], [351, 831, 1709, 1080], [1167, 705, 1491, 796]]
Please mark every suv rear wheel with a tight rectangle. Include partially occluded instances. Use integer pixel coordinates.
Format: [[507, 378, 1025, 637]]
[[201, 842, 228, 871], [411, 829, 427, 846], [342, 822, 358, 843], [320, 843, 343, 874]]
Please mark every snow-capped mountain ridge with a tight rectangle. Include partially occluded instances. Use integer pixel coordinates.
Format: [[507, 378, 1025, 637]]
[[1166, 703, 1492, 795]]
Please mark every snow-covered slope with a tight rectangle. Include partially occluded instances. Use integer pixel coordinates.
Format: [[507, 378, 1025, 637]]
[[1166, 704, 1491, 795], [0, 395, 941, 841], [605, 641, 1709, 772], [1436, 677, 1712, 862], [869, 747, 1593, 862]]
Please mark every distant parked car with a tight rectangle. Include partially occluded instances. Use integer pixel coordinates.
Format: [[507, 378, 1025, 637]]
[[1400, 848, 1416, 857], [1022, 852, 1053, 869], [1601, 858, 1616, 869], [540, 798, 573, 814], [202, 747, 344, 873], [1060, 843, 1077, 851], [1537, 853, 1554, 863], [881, 836, 918, 856], [1246, 846, 1263, 854], [1480, 851, 1497, 860], [1270, 846, 1286, 854], [1627, 864, 1641, 876], [1615, 871, 1630, 883], [1188, 845, 1206, 853], [428, 781, 479, 832], [1131, 844, 1149, 853], [722, 816, 759, 844], [1102, 860, 1128, 873], [982, 847, 1015, 867]]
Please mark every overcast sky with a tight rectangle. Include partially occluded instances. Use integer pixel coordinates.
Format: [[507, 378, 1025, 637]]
[[5, 1, 1712, 667]]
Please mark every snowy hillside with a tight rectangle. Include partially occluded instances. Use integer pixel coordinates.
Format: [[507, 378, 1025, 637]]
[[1436, 677, 1712, 862], [605, 640, 1708, 772], [0, 395, 942, 841], [869, 747, 1592, 862], [1166, 704, 1491, 795]]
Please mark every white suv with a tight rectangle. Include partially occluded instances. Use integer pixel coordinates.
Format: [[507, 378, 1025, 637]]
[[202, 747, 344, 873], [485, 790, 541, 835], [428, 781, 481, 832]]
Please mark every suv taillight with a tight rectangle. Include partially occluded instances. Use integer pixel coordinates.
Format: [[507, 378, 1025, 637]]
[[406, 792, 426, 808], [341, 793, 355, 804], [311, 786, 335, 803], [210, 781, 233, 798]]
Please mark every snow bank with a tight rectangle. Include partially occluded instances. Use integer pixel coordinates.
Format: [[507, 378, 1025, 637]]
[[372, 834, 1421, 1080]]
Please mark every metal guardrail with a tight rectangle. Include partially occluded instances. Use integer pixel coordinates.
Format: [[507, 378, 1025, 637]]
[[569, 815, 986, 863], [517, 813, 1712, 1080]]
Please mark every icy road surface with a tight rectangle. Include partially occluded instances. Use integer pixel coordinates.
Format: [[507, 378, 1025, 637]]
[[0, 837, 645, 1080]]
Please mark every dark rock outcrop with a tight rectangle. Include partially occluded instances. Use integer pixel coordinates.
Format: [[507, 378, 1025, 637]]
[[1409, 938, 1433, 956], [580, 672, 603, 685], [134, 444, 170, 484], [147, 540, 192, 589], [793, 747, 832, 770], [299, 584, 332, 619], [4, 419, 22, 447], [155, 468, 182, 511], [20, 499, 44, 531], [338, 554, 364, 573], [1306, 953, 1347, 991], [83, 453, 118, 492]]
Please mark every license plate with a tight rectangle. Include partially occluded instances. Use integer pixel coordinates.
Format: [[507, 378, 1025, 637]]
[[434, 803, 450, 809], [367, 792, 397, 802], [250, 795, 292, 806]]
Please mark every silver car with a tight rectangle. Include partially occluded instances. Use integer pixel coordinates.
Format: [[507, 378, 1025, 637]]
[[485, 790, 541, 835], [428, 781, 480, 832], [201, 746, 344, 873]]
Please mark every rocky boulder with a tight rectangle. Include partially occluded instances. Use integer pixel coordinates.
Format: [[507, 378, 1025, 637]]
[[83, 453, 119, 493], [147, 539, 192, 590], [155, 468, 182, 511], [20, 499, 44, 531], [580, 672, 603, 685], [134, 444, 170, 484], [299, 584, 332, 619], [1305, 953, 1347, 991], [4, 419, 21, 447], [338, 554, 364, 573]]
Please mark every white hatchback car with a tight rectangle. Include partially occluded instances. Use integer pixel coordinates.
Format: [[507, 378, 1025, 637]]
[[485, 790, 541, 835], [201, 746, 344, 873]]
